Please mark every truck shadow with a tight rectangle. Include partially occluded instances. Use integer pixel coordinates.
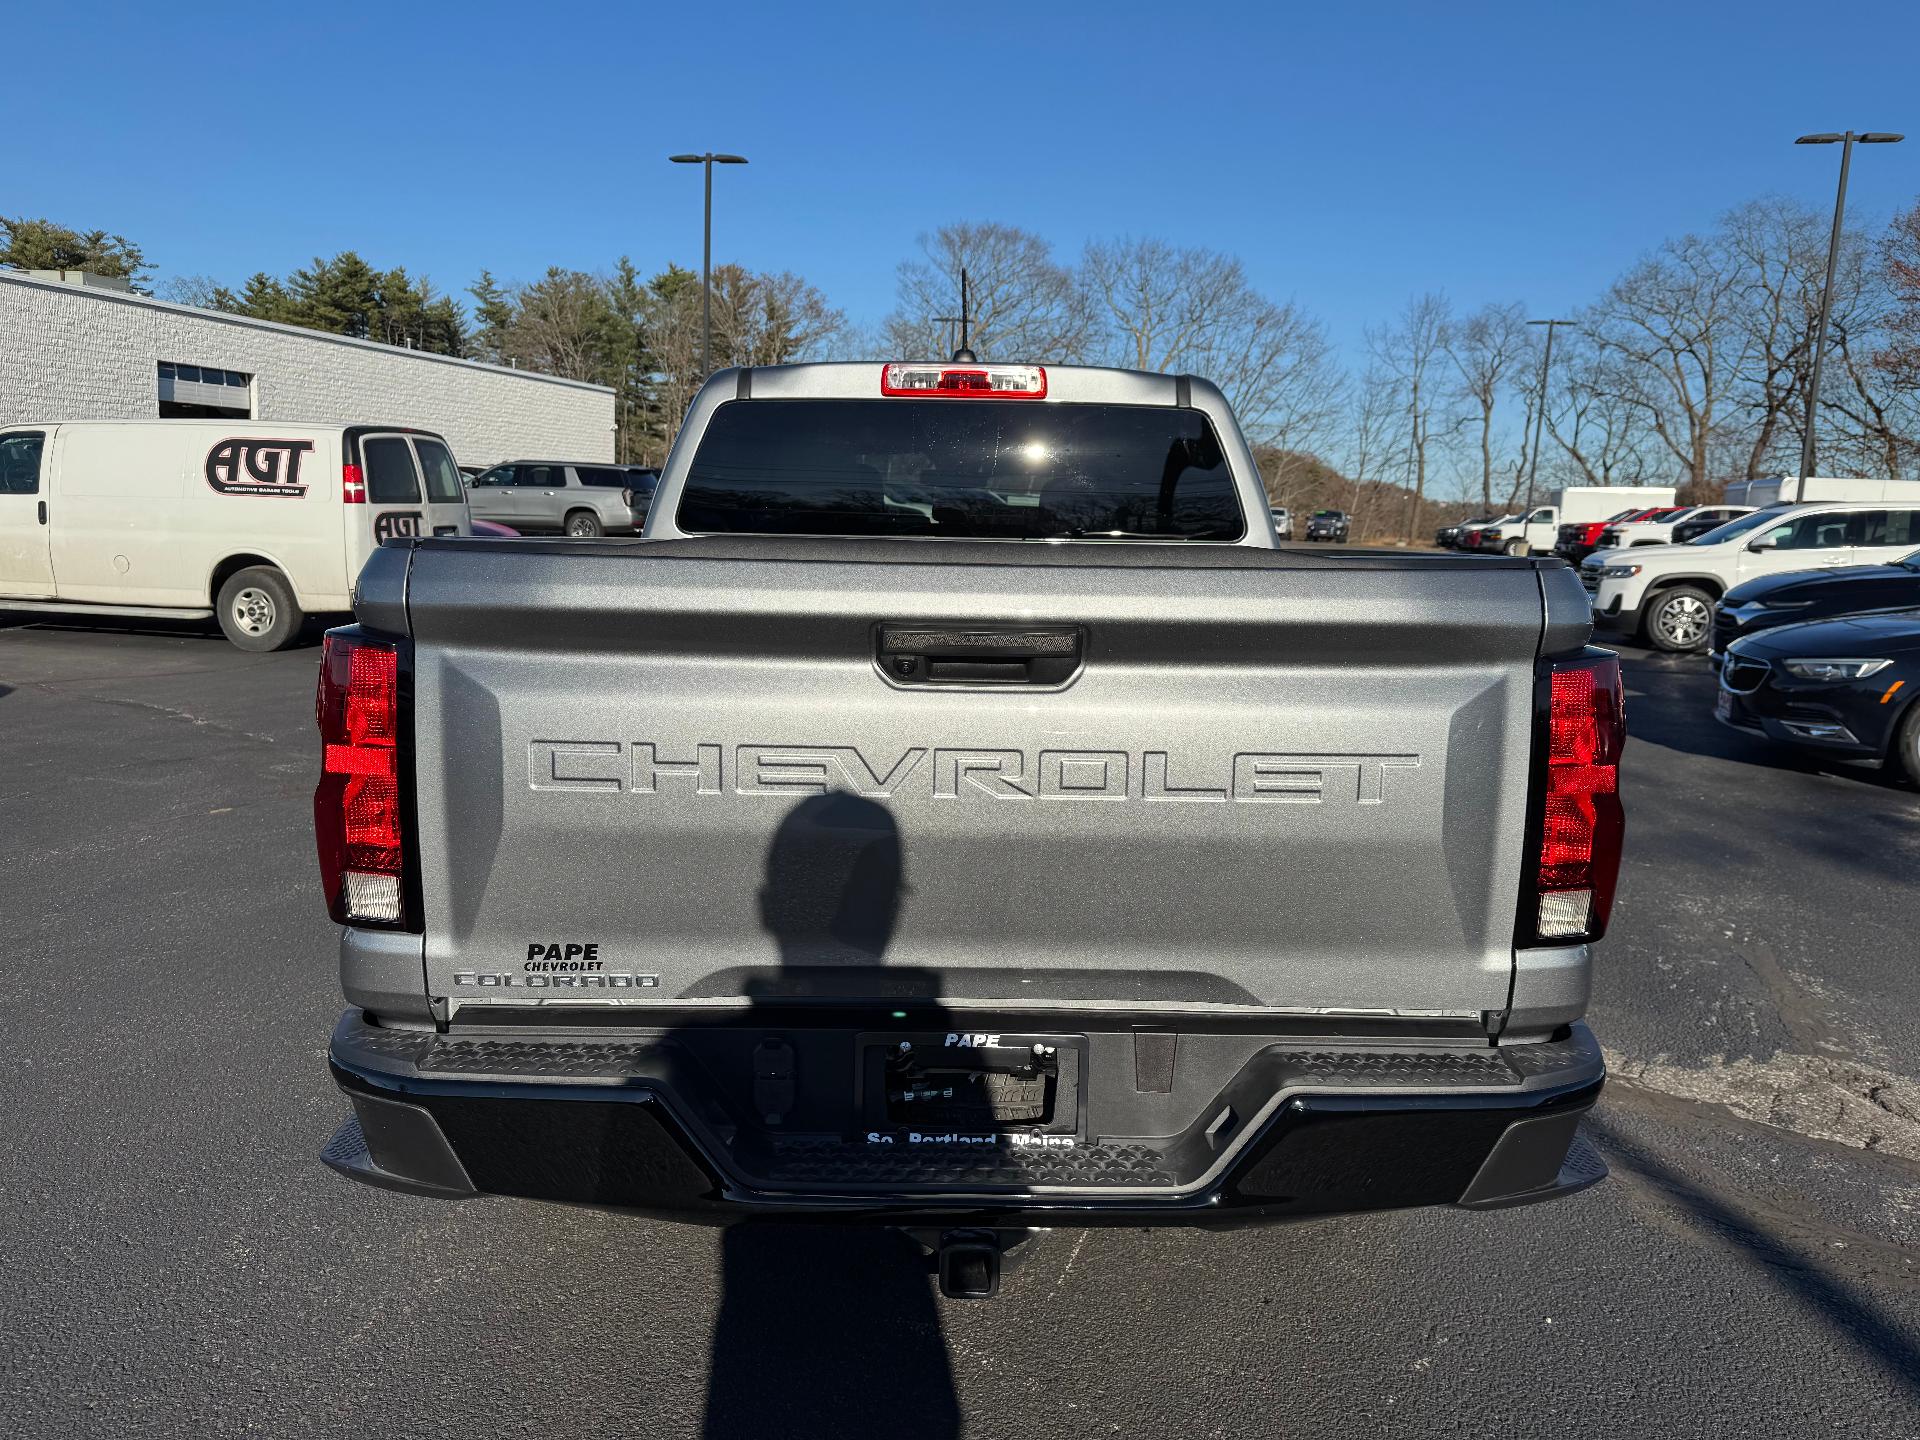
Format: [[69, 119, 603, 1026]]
[[696, 791, 962, 1439]]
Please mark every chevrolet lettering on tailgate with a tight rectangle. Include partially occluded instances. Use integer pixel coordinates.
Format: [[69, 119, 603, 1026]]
[[526, 741, 1422, 805]]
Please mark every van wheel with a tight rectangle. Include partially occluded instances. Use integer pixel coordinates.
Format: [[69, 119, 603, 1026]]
[[216, 567, 303, 652], [1503, 538, 1528, 557], [1644, 585, 1713, 652], [564, 510, 604, 538]]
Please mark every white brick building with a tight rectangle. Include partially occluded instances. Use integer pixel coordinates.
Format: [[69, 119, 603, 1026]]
[[0, 269, 614, 466]]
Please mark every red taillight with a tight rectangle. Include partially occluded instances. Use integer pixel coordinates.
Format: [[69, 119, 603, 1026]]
[[880, 362, 1047, 398], [1530, 653, 1625, 943], [314, 634, 405, 925], [342, 463, 366, 504], [1580, 522, 1607, 543]]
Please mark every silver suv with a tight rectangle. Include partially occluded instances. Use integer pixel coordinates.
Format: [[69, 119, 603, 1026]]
[[464, 461, 658, 537]]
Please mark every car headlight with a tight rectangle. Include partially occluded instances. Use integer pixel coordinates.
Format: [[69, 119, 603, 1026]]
[[1601, 564, 1642, 579], [1780, 658, 1893, 682]]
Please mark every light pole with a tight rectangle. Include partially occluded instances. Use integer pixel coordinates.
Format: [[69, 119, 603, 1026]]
[[668, 151, 749, 379], [1794, 131, 1902, 486], [1523, 318, 1576, 512]]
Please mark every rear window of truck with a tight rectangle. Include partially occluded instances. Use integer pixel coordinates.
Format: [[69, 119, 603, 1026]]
[[677, 400, 1245, 541]]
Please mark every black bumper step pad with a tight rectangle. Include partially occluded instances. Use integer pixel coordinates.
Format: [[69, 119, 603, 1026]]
[[341, 1023, 1596, 1091], [763, 1136, 1174, 1189]]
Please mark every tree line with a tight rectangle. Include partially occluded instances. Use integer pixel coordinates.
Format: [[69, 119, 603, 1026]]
[[11, 199, 1920, 534], [881, 205, 1920, 540], [1342, 196, 1920, 538]]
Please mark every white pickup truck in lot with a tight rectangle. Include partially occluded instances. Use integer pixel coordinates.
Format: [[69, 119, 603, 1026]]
[[314, 361, 1620, 1297], [1597, 504, 1749, 551], [1475, 485, 1675, 557]]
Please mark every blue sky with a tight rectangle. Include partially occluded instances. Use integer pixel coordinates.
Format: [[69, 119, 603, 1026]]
[[9, 0, 1920, 364]]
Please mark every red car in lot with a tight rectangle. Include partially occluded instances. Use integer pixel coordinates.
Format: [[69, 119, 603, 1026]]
[[1554, 507, 1677, 564]]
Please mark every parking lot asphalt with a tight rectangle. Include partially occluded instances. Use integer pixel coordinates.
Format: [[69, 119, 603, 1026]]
[[3, 614, 1918, 1440]]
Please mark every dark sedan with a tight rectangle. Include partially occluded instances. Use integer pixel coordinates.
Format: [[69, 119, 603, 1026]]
[[1711, 549, 1920, 654], [1715, 609, 1920, 781]]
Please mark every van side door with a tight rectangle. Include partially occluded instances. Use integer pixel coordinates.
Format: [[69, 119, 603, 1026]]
[[352, 434, 429, 578], [412, 437, 473, 538], [0, 429, 54, 598]]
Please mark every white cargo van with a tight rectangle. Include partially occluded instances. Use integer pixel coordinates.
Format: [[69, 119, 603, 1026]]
[[1475, 485, 1676, 556], [0, 421, 471, 649]]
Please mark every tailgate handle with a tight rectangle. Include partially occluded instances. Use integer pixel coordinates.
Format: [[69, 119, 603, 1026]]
[[877, 625, 1083, 687]]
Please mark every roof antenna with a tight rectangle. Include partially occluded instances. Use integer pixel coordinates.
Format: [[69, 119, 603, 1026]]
[[949, 268, 975, 363]]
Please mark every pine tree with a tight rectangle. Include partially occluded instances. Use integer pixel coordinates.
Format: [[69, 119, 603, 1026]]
[[289, 252, 381, 338], [1, 216, 152, 291], [468, 270, 516, 364]]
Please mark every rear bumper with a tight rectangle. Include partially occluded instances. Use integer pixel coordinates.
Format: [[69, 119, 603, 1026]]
[[323, 1011, 1606, 1226]]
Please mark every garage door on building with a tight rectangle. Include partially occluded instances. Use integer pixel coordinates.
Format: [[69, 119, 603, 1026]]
[[158, 362, 253, 419]]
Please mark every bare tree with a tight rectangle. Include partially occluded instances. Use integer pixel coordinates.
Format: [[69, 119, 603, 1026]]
[[1369, 293, 1451, 542], [1828, 314, 1914, 479], [159, 274, 223, 309], [1335, 366, 1407, 538], [1818, 237, 1914, 479], [1873, 197, 1920, 392], [711, 265, 846, 368], [1585, 231, 1748, 497], [884, 222, 1093, 361], [505, 268, 616, 382], [1543, 334, 1655, 488], [1443, 301, 1529, 512], [1722, 198, 1829, 479], [1081, 236, 1342, 476]]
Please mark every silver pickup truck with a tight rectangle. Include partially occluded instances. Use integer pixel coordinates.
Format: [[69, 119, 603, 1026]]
[[317, 362, 1621, 1297]]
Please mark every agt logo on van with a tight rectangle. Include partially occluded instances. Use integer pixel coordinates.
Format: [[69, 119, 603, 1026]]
[[205, 438, 314, 498]]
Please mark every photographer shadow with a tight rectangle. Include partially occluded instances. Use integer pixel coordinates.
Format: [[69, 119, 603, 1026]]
[[699, 791, 961, 1439]]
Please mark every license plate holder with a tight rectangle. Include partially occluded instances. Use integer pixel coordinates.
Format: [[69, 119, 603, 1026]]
[[856, 1032, 1083, 1141]]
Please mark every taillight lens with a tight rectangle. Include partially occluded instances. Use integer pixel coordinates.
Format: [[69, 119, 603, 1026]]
[[342, 463, 367, 504], [1531, 652, 1625, 943], [314, 634, 405, 926]]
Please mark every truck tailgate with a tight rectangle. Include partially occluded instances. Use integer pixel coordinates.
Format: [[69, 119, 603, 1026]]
[[403, 538, 1548, 1020]]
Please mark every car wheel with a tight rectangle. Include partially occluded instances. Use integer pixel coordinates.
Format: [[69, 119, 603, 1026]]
[[564, 510, 604, 538], [216, 566, 303, 652], [1892, 702, 1920, 786], [1645, 585, 1713, 652], [1503, 538, 1528, 557]]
